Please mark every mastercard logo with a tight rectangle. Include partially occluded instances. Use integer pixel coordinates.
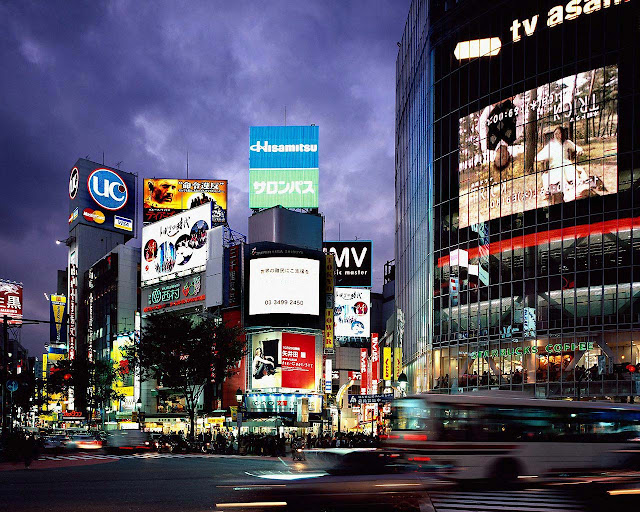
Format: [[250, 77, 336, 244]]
[[83, 208, 105, 224]]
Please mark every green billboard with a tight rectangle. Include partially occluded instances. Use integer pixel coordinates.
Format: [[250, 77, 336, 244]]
[[249, 168, 319, 208]]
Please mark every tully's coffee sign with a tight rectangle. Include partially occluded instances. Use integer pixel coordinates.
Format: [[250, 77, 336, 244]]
[[471, 341, 595, 360], [61, 410, 86, 420]]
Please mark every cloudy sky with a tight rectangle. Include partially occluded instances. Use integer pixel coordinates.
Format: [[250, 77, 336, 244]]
[[0, 0, 410, 355]]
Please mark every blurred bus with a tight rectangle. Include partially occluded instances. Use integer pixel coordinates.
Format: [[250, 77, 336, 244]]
[[384, 393, 640, 481]]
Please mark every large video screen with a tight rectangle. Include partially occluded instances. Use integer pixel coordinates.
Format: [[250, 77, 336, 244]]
[[459, 65, 618, 228], [249, 257, 320, 316]]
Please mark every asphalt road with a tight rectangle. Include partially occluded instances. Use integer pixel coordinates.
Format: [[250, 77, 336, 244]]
[[1, 452, 638, 512]]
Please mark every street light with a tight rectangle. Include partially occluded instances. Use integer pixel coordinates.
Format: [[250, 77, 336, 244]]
[[236, 388, 243, 404], [398, 373, 408, 396]]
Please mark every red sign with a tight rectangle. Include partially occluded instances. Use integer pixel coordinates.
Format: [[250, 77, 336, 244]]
[[0, 280, 22, 325], [228, 244, 241, 307], [281, 333, 316, 390], [360, 348, 368, 395], [370, 333, 379, 394], [63, 410, 83, 417]]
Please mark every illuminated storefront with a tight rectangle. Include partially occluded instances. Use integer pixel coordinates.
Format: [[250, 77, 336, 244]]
[[395, 0, 639, 398]]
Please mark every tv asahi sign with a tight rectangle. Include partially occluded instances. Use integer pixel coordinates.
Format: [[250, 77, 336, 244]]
[[510, 0, 628, 43], [323, 241, 372, 288]]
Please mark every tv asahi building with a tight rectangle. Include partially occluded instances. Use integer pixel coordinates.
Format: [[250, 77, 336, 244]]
[[395, 0, 639, 399]]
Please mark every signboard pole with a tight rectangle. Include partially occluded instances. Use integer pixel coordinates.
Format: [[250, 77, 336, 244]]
[[1, 315, 7, 435]]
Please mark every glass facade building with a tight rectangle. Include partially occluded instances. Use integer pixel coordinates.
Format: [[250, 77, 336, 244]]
[[396, 0, 640, 398]]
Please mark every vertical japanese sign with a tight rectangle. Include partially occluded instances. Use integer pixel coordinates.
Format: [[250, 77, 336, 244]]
[[325, 358, 332, 394], [49, 295, 67, 344], [394, 347, 403, 381], [370, 333, 379, 394], [360, 348, 368, 395], [68, 252, 78, 360], [0, 280, 23, 325], [228, 244, 241, 308], [383, 346, 392, 380]]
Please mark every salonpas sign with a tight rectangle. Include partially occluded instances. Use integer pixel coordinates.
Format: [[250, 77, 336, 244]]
[[471, 341, 595, 359]]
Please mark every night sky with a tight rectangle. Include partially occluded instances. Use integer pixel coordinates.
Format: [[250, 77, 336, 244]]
[[0, 0, 410, 355]]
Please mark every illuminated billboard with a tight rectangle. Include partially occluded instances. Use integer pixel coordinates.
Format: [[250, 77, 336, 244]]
[[334, 288, 370, 338], [323, 241, 372, 288], [141, 203, 212, 284], [143, 179, 227, 225], [250, 126, 319, 169], [250, 331, 317, 391], [249, 169, 319, 209], [459, 65, 618, 228], [249, 257, 320, 316], [0, 280, 22, 325], [244, 242, 324, 330], [68, 159, 136, 237]]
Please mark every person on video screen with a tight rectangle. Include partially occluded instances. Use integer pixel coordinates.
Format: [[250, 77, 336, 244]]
[[537, 126, 585, 204], [252, 346, 275, 380]]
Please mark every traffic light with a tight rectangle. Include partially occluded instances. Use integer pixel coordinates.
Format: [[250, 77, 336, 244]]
[[625, 364, 639, 373]]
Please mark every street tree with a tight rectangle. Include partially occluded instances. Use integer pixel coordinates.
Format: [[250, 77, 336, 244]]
[[48, 358, 125, 426], [126, 312, 245, 438]]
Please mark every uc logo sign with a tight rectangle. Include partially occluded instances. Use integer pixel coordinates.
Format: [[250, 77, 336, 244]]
[[87, 168, 128, 210]]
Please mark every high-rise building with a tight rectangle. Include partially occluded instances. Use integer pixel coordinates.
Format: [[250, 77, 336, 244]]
[[396, 0, 639, 398]]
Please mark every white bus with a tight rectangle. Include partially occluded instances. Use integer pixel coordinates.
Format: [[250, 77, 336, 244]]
[[384, 392, 640, 481]]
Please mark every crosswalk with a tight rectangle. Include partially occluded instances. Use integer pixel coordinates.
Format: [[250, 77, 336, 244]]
[[428, 489, 588, 512], [39, 451, 223, 461]]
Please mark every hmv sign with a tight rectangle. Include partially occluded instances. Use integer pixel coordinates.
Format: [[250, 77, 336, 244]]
[[323, 240, 372, 288], [68, 158, 136, 238]]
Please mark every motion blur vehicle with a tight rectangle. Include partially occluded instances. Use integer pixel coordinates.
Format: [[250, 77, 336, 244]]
[[385, 393, 640, 481], [105, 430, 151, 453], [42, 433, 69, 453], [214, 449, 450, 512], [65, 433, 103, 450]]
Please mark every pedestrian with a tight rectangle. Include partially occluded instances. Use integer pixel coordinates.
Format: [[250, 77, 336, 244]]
[[22, 434, 37, 469]]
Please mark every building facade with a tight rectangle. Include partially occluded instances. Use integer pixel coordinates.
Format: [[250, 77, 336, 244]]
[[396, 0, 640, 398]]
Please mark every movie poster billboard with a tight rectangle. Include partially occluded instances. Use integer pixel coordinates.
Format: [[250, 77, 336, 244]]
[[0, 280, 22, 325], [459, 65, 618, 228], [143, 179, 227, 225], [334, 288, 370, 338], [68, 159, 136, 237], [141, 203, 212, 284]]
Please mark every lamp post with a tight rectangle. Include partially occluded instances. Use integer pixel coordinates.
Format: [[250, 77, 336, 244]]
[[235, 388, 244, 437], [136, 398, 142, 430], [398, 373, 408, 397]]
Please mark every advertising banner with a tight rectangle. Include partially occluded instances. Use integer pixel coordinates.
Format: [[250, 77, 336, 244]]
[[141, 273, 205, 314], [325, 358, 332, 394], [227, 244, 241, 308], [334, 288, 370, 338], [250, 126, 319, 169], [49, 294, 67, 344], [143, 179, 227, 225], [249, 169, 319, 209], [459, 65, 618, 228], [248, 257, 320, 316], [281, 333, 316, 390], [0, 280, 22, 325], [141, 203, 212, 284], [68, 159, 136, 237], [251, 332, 282, 390], [360, 348, 368, 395], [323, 241, 373, 288], [324, 308, 334, 350], [394, 347, 403, 381], [383, 346, 392, 380], [325, 253, 334, 294]]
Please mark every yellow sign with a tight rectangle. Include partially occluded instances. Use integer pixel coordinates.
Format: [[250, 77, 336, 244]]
[[207, 417, 224, 425], [394, 347, 403, 381], [383, 347, 392, 380], [230, 406, 238, 421], [324, 308, 334, 350]]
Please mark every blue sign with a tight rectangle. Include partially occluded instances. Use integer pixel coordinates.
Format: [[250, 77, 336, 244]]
[[6, 380, 18, 393], [250, 126, 319, 169], [87, 168, 129, 210], [69, 159, 136, 238]]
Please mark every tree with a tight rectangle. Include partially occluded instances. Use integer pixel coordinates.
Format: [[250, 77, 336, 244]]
[[47, 358, 124, 427], [126, 312, 246, 438]]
